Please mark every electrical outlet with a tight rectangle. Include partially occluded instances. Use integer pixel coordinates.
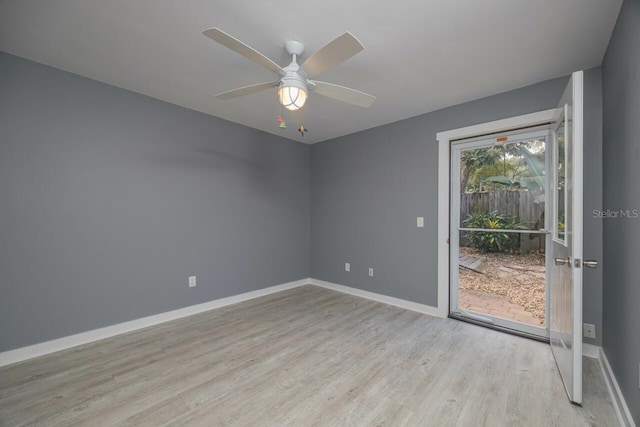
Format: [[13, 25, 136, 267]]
[[417, 217, 424, 228], [345, 262, 350, 272], [368, 267, 374, 277], [583, 323, 596, 339], [188, 276, 197, 288]]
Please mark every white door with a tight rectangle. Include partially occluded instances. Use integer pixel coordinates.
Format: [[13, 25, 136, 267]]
[[549, 71, 584, 404]]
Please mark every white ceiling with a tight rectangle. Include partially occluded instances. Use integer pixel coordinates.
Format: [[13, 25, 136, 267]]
[[0, 0, 622, 144]]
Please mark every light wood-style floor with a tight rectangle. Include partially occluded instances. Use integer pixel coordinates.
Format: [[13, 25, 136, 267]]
[[0, 285, 617, 426]]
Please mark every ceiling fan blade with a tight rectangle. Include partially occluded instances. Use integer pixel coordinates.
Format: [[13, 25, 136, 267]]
[[215, 81, 279, 100], [309, 81, 376, 108], [301, 32, 364, 76], [203, 28, 284, 75]]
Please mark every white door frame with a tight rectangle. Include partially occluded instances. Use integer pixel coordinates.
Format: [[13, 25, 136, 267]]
[[436, 109, 557, 318]]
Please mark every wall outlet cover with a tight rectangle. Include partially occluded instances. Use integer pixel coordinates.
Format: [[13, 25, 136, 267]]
[[188, 276, 197, 288], [345, 262, 350, 272], [368, 267, 374, 277], [582, 323, 596, 339]]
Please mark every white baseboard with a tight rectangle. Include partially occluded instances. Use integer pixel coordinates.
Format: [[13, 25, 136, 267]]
[[309, 278, 441, 318], [599, 347, 636, 427], [0, 278, 310, 368], [582, 343, 601, 359]]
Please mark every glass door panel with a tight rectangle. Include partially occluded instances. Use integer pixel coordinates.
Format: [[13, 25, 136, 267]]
[[450, 130, 550, 338]]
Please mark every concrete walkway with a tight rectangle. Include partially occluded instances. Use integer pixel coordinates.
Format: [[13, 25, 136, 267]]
[[459, 289, 543, 326]]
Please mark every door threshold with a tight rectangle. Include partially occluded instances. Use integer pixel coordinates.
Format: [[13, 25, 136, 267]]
[[449, 313, 549, 343]]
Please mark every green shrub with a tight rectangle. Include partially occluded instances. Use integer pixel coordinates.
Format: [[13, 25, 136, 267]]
[[463, 211, 526, 253]]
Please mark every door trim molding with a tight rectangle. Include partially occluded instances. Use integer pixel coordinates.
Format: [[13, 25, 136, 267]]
[[436, 109, 557, 318]]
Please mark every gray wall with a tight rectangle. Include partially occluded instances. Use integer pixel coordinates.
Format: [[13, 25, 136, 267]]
[[310, 70, 605, 345], [602, 0, 640, 423], [0, 52, 310, 352], [0, 50, 608, 359]]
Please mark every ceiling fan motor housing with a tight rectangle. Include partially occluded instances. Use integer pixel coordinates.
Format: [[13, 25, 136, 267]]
[[285, 40, 305, 57]]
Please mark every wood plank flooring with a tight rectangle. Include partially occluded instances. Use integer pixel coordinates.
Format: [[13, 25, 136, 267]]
[[0, 285, 618, 426]]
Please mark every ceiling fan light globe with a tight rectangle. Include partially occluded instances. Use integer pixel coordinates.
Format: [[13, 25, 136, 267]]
[[278, 85, 308, 111]]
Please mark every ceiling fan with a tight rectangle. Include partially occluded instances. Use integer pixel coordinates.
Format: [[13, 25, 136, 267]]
[[202, 28, 376, 111]]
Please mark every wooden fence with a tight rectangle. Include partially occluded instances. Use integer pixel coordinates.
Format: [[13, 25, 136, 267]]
[[459, 190, 545, 253]]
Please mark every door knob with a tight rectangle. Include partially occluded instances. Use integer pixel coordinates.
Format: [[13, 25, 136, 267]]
[[583, 260, 598, 268], [554, 257, 570, 266]]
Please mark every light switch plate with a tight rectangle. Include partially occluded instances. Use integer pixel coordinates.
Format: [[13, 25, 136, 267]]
[[417, 217, 424, 228], [188, 276, 197, 288], [345, 262, 350, 272], [368, 267, 374, 277]]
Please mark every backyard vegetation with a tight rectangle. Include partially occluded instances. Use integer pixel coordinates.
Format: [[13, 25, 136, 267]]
[[463, 211, 526, 253], [460, 138, 546, 194], [458, 138, 547, 324]]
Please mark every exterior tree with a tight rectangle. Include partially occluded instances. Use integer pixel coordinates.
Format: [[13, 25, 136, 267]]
[[460, 147, 501, 193]]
